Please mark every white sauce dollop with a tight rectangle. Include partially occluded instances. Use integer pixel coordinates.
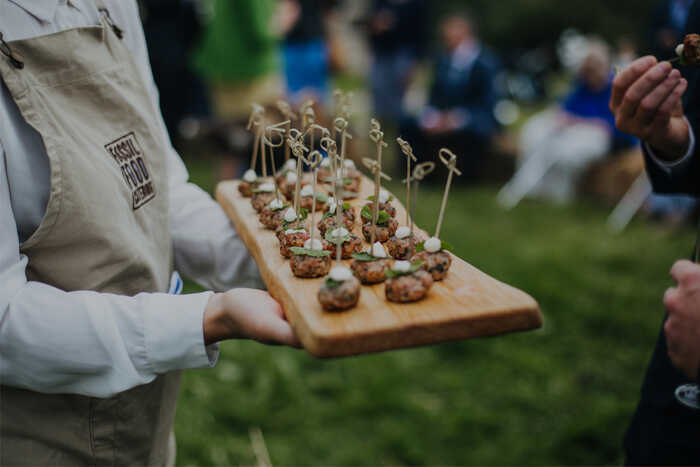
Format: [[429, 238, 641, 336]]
[[378, 189, 390, 204], [268, 199, 284, 210], [329, 265, 353, 282], [372, 241, 387, 258], [320, 158, 331, 167], [286, 171, 298, 183], [285, 228, 306, 235], [677, 43, 685, 57], [344, 159, 355, 169], [304, 238, 324, 251], [284, 159, 296, 171], [393, 261, 411, 272], [395, 226, 411, 239], [243, 169, 257, 183], [424, 237, 442, 253], [326, 197, 337, 214], [300, 185, 314, 197], [331, 227, 349, 238], [283, 208, 297, 222], [258, 182, 275, 193]]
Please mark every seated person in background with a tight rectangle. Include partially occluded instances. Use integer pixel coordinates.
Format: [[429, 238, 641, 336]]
[[513, 38, 637, 203], [401, 11, 500, 182]]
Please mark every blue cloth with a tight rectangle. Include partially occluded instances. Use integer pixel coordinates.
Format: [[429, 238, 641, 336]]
[[282, 39, 329, 100], [562, 79, 638, 149]]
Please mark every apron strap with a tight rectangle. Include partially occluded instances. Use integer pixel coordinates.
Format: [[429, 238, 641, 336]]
[[94, 1, 124, 40], [0, 32, 24, 69]]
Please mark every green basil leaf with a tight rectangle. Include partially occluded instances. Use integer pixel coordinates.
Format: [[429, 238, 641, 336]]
[[385, 260, 425, 278], [324, 277, 342, 288], [321, 211, 334, 220], [325, 228, 351, 245], [289, 247, 330, 257], [361, 205, 390, 225], [367, 194, 393, 202], [415, 241, 425, 253], [351, 252, 378, 262], [270, 204, 290, 212]]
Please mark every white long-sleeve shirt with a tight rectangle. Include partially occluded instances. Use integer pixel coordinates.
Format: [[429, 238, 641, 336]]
[[0, 0, 262, 398]]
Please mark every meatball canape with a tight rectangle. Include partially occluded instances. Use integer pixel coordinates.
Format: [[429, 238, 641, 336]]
[[299, 184, 328, 211], [259, 198, 288, 230], [275, 207, 308, 241], [677, 34, 700, 66], [385, 260, 433, 303], [279, 227, 309, 258], [364, 188, 396, 218], [324, 227, 362, 259], [275, 159, 297, 186], [318, 198, 356, 234], [361, 205, 398, 243], [386, 226, 425, 260], [251, 182, 277, 212], [350, 242, 393, 285], [279, 170, 309, 200], [318, 265, 361, 312], [411, 237, 453, 281], [289, 239, 332, 278], [238, 169, 260, 198]]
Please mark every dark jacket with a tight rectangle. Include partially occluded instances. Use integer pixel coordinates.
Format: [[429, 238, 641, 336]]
[[643, 1, 700, 195], [427, 46, 500, 139]]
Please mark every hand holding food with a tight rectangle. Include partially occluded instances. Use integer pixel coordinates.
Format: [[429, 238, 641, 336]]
[[203, 289, 300, 347], [610, 56, 689, 159]]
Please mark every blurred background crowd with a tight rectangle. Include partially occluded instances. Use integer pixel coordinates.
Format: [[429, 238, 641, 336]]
[[135, 1, 700, 465], [140, 0, 698, 229]]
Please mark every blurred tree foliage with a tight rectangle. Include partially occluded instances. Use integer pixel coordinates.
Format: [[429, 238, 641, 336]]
[[195, 0, 279, 83], [433, 0, 659, 53]]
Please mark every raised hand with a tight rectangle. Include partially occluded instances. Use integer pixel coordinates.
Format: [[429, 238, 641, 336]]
[[610, 56, 689, 160]]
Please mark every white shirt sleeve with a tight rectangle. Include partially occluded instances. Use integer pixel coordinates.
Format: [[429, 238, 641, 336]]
[[0, 142, 216, 398], [115, 1, 264, 292], [644, 117, 696, 175]]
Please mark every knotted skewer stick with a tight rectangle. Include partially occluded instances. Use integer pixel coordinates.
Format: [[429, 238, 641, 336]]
[[287, 129, 308, 213], [396, 137, 418, 227], [332, 90, 353, 138], [276, 101, 297, 162], [435, 148, 462, 239], [333, 117, 353, 198], [408, 161, 436, 258], [263, 120, 290, 202], [305, 150, 324, 248], [246, 104, 265, 173], [364, 119, 391, 245], [321, 136, 344, 262]]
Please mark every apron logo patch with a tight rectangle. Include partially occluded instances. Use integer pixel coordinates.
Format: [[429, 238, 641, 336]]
[[105, 133, 156, 210]]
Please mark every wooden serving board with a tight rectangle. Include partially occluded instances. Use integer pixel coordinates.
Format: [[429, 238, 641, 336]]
[[216, 177, 542, 358]]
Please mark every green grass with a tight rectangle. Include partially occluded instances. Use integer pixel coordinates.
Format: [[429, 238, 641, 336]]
[[175, 156, 694, 466]]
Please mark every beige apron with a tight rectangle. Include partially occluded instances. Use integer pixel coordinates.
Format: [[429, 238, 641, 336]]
[[0, 4, 181, 465]]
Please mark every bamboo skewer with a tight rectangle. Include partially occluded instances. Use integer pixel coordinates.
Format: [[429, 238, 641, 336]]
[[364, 119, 390, 246], [306, 150, 323, 248], [408, 162, 436, 258], [246, 104, 265, 173], [435, 149, 462, 239], [263, 120, 289, 202], [397, 138, 418, 226], [321, 136, 342, 262], [276, 101, 297, 162]]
